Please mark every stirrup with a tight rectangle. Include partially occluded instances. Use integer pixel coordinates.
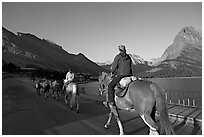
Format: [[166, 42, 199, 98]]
[[103, 101, 115, 108], [108, 101, 115, 108], [103, 101, 108, 107]]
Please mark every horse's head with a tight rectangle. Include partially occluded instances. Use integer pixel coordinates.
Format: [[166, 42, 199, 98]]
[[98, 72, 112, 96]]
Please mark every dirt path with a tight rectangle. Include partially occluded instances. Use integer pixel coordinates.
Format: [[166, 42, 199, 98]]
[[2, 77, 110, 135], [2, 77, 77, 134], [2, 76, 202, 135]]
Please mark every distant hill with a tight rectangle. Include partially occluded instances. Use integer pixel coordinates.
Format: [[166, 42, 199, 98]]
[[98, 26, 202, 78], [2, 27, 107, 76]]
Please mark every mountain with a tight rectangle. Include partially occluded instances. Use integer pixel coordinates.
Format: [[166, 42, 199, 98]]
[[139, 26, 202, 77], [150, 26, 202, 66], [2, 27, 106, 76], [97, 60, 113, 66], [96, 54, 146, 66], [99, 26, 202, 78]]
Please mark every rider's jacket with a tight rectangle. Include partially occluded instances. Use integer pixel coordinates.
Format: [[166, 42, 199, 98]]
[[111, 52, 132, 76]]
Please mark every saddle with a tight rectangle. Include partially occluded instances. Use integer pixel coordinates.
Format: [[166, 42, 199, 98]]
[[115, 76, 141, 97]]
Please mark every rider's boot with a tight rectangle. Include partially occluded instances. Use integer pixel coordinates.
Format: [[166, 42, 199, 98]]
[[108, 101, 115, 108], [103, 100, 115, 108]]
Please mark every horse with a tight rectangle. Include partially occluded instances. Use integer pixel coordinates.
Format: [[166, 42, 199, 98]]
[[98, 72, 175, 135], [41, 80, 51, 99], [50, 80, 63, 101], [35, 80, 43, 95], [63, 80, 79, 113]]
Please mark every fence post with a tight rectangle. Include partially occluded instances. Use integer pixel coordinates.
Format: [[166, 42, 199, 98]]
[[165, 92, 167, 101], [183, 100, 185, 106], [187, 98, 190, 106], [178, 99, 180, 105], [193, 100, 196, 107]]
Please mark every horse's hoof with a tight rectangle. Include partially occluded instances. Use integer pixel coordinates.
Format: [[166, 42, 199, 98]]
[[104, 124, 110, 129], [70, 107, 73, 111], [119, 132, 125, 135], [76, 110, 79, 113]]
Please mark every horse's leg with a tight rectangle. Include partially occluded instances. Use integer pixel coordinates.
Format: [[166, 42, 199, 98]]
[[140, 113, 159, 135], [45, 89, 48, 99], [150, 105, 156, 122], [53, 92, 55, 99], [53, 90, 55, 99], [49, 89, 51, 97], [47, 89, 50, 98], [104, 112, 113, 129], [37, 89, 39, 95], [64, 94, 68, 105], [76, 95, 79, 113], [44, 90, 47, 99], [110, 105, 124, 135], [57, 91, 60, 101], [69, 94, 73, 110]]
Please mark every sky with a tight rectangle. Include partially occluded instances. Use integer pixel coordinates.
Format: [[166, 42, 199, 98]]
[[2, 1, 202, 63]]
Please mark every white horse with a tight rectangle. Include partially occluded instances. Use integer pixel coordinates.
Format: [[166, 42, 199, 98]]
[[63, 80, 79, 113]]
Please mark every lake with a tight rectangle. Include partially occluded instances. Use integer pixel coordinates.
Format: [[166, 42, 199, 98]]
[[148, 77, 202, 91], [79, 77, 202, 107], [149, 77, 202, 107]]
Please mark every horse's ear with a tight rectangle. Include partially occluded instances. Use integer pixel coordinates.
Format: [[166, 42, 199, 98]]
[[101, 72, 107, 80]]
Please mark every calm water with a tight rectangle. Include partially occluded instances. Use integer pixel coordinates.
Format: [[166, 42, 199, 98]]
[[79, 77, 202, 107], [148, 77, 202, 92], [149, 77, 202, 107]]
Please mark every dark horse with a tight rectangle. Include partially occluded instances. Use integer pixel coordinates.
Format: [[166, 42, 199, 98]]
[[41, 80, 51, 99], [35, 81, 42, 95], [63, 81, 79, 113], [50, 80, 63, 101], [98, 72, 175, 135]]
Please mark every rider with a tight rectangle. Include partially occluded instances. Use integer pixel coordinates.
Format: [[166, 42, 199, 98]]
[[64, 69, 75, 88], [104, 45, 133, 108]]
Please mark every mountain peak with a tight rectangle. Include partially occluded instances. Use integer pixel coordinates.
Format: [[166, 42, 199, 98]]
[[77, 53, 86, 58], [77, 53, 84, 56], [176, 26, 202, 44], [17, 32, 41, 41]]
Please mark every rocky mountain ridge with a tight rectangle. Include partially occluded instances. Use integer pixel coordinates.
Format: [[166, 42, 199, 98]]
[[2, 26, 202, 77], [2, 27, 106, 76]]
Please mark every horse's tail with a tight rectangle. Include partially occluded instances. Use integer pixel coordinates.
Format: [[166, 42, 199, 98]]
[[150, 83, 175, 135], [70, 84, 78, 105]]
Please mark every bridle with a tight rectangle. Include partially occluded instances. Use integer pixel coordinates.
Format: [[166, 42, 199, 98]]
[[98, 73, 112, 96], [99, 83, 108, 95]]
